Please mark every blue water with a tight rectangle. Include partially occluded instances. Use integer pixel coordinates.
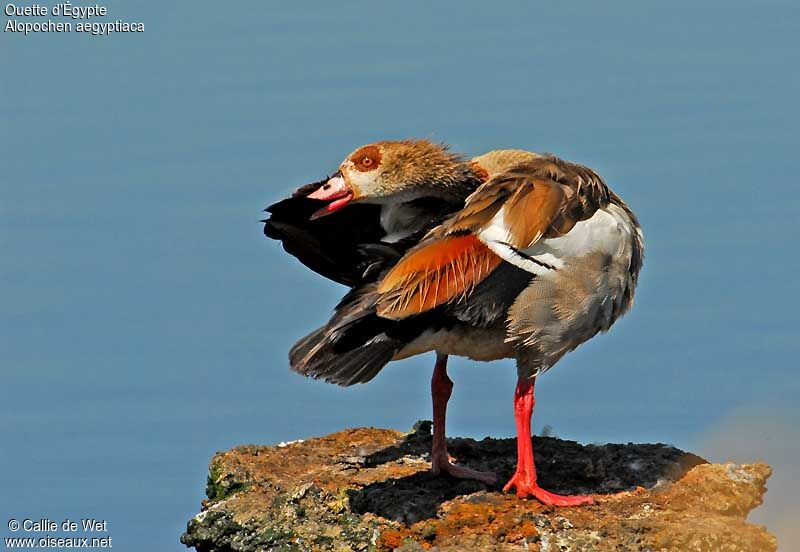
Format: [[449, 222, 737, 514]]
[[2, 1, 798, 549]]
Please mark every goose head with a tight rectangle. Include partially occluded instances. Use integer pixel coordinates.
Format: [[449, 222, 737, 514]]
[[308, 140, 479, 219]]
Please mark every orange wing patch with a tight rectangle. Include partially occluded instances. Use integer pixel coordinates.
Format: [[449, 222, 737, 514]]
[[376, 235, 501, 320], [501, 180, 573, 248]]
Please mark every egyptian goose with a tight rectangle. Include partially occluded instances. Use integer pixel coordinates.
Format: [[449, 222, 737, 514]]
[[264, 140, 644, 506]]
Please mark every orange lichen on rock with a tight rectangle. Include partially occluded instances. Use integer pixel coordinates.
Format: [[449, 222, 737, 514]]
[[182, 424, 777, 552]]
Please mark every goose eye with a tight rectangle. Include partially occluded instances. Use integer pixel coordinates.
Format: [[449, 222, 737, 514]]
[[349, 145, 382, 172]]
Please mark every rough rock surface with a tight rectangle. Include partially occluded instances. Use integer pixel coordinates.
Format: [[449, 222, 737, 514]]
[[181, 422, 776, 551]]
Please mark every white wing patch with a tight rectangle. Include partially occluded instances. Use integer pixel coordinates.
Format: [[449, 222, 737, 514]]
[[477, 208, 514, 245], [483, 240, 556, 276], [480, 206, 634, 276]]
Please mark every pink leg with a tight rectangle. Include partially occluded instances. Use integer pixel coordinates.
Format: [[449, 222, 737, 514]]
[[430, 353, 496, 484], [503, 377, 593, 506]]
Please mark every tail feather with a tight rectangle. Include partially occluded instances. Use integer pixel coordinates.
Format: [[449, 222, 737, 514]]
[[289, 327, 401, 386], [287, 283, 406, 386], [288, 326, 328, 369]]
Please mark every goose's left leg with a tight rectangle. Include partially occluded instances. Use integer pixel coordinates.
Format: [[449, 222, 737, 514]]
[[503, 376, 594, 505], [430, 353, 496, 484]]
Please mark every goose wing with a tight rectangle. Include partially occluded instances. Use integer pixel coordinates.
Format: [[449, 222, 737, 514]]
[[376, 157, 609, 319]]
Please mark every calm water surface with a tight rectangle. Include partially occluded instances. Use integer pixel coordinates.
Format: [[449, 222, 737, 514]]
[[2, 1, 798, 549]]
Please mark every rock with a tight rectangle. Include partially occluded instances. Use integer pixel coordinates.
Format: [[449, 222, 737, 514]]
[[181, 422, 777, 551]]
